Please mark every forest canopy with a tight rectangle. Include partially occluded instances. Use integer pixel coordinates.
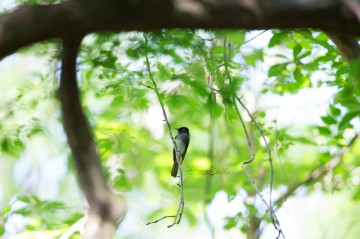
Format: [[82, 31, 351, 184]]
[[0, 1, 360, 239]]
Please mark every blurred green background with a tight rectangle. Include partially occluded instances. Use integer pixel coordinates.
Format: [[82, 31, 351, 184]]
[[0, 4, 359, 237]]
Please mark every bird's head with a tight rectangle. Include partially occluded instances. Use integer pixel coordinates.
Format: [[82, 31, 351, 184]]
[[175, 127, 189, 134]]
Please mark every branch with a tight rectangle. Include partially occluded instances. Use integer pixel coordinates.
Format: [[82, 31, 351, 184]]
[[1, 0, 360, 59], [275, 133, 358, 206], [234, 96, 284, 239], [223, 39, 281, 236], [204, 93, 216, 239], [325, 31, 360, 62], [204, 38, 284, 238], [59, 36, 125, 239], [143, 33, 185, 228]]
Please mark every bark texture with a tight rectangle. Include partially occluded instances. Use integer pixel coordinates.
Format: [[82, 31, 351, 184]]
[[59, 36, 126, 238], [0, 0, 359, 59]]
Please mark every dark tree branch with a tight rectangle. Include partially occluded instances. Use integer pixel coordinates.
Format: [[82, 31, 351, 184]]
[[325, 31, 360, 62], [59, 36, 126, 239], [0, 0, 360, 60]]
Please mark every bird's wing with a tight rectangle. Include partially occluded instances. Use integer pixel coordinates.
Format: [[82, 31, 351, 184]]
[[181, 134, 190, 163], [173, 134, 178, 163]]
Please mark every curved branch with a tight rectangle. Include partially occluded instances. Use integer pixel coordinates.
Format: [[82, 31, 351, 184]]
[[59, 36, 126, 239], [275, 134, 358, 206], [1, 0, 360, 59], [325, 31, 360, 62]]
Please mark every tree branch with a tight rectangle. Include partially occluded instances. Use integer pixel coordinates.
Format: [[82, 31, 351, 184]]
[[275, 133, 358, 206], [59, 36, 126, 239], [234, 96, 284, 239], [1, 0, 360, 60], [325, 31, 360, 62], [143, 33, 185, 228]]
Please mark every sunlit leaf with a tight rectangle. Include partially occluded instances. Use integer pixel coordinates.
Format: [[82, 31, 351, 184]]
[[338, 110, 360, 130], [321, 116, 337, 125], [268, 31, 288, 47]]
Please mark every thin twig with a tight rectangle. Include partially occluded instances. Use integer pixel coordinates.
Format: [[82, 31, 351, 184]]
[[143, 33, 185, 227], [146, 215, 175, 225], [224, 38, 282, 237], [240, 30, 268, 47], [204, 35, 283, 238], [235, 96, 284, 238]]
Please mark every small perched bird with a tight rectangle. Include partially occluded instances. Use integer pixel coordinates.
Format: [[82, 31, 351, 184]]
[[171, 127, 190, 178]]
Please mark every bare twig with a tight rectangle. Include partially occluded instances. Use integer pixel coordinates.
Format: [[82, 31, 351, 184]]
[[203, 37, 284, 237], [223, 39, 283, 237], [235, 96, 284, 238], [203, 30, 273, 93], [143, 33, 185, 227], [241, 30, 268, 47], [204, 93, 216, 239], [146, 215, 175, 225]]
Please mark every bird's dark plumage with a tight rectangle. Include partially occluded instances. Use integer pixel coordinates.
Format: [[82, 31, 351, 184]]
[[171, 127, 190, 177]]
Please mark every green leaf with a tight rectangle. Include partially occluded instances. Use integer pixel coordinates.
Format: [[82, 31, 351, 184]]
[[2, 205, 11, 215], [268, 63, 287, 77], [268, 32, 288, 47], [317, 126, 331, 135], [223, 30, 246, 45], [17, 194, 31, 203], [294, 67, 302, 82], [13, 207, 31, 216], [338, 111, 360, 130], [288, 136, 316, 145], [321, 116, 337, 125], [42, 201, 66, 210], [293, 44, 303, 59], [329, 105, 341, 116], [353, 187, 360, 201], [223, 217, 237, 230], [156, 62, 170, 79], [114, 169, 129, 191]]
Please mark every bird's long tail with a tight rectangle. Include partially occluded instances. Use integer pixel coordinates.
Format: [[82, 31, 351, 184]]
[[171, 162, 178, 177]]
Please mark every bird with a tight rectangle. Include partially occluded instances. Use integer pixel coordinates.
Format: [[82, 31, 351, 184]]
[[171, 127, 190, 178]]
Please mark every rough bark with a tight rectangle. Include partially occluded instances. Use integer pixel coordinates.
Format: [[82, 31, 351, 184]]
[[59, 36, 126, 239], [325, 32, 360, 62], [0, 0, 359, 60]]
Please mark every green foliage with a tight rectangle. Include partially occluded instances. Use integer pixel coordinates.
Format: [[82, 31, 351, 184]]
[[1, 26, 360, 239], [1, 194, 83, 237]]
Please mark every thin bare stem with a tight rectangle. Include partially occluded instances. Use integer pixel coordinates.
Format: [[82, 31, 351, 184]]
[[146, 215, 176, 225], [204, 36, 284, 238], [235, 96, 284, 238], [240, 30, 268, 47], [143, 33, 184, 227]]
